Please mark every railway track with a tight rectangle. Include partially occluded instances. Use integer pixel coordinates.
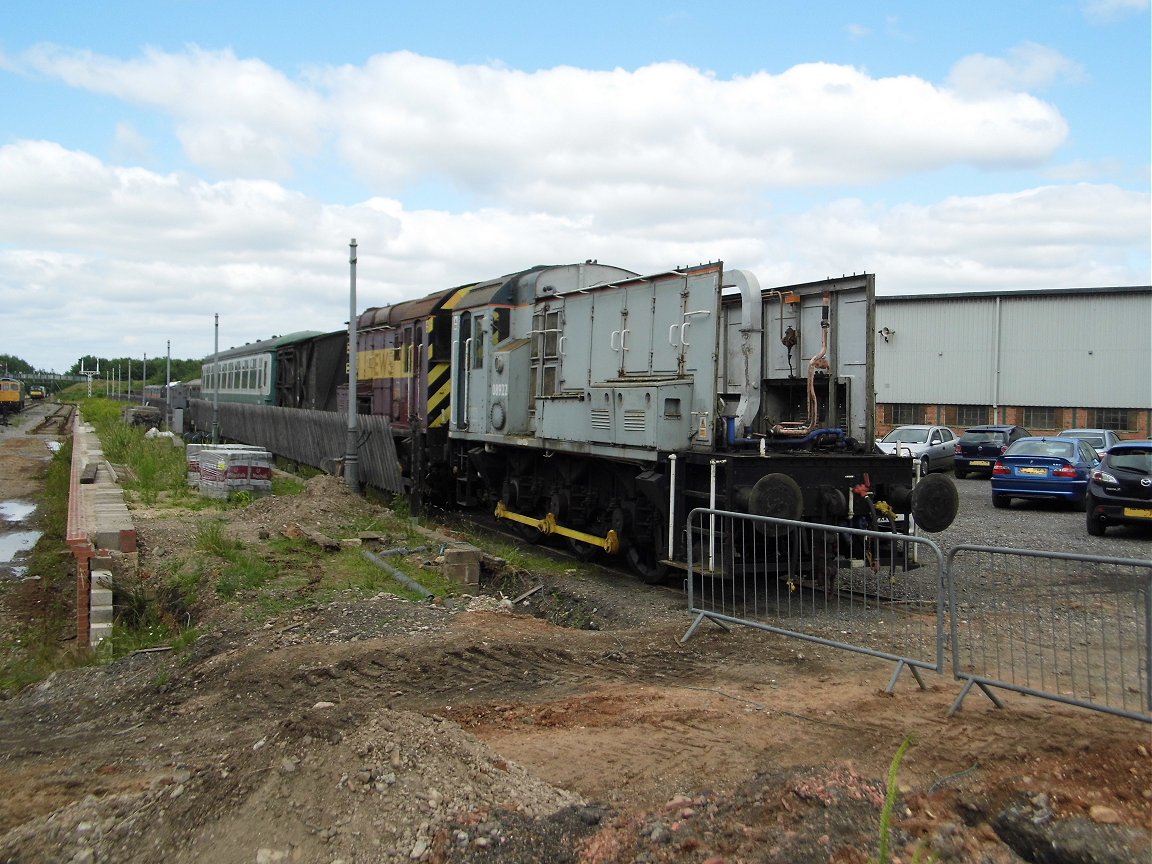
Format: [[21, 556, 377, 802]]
[[30, 403, 74, 435]]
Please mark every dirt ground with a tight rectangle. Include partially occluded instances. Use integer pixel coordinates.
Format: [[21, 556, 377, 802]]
[[0, 415, 1149, 864]]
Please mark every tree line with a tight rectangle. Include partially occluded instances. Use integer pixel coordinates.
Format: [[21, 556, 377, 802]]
[[0, 354, 203, 384]]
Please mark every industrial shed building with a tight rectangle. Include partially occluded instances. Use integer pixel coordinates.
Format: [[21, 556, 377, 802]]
[[873, 285, 1152, 439]]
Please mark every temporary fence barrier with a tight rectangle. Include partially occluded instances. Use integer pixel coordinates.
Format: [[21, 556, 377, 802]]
[[946, 544, 1152, 723], [679, 509, 1152, 724], [679, 508, 946, 693]]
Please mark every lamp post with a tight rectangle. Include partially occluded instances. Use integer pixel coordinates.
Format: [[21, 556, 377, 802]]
[[344, 239, 360, 493], [211, 314, 220, 444]]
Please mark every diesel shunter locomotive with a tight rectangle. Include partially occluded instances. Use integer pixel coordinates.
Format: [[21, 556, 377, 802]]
[[352, 260, 958, 582]]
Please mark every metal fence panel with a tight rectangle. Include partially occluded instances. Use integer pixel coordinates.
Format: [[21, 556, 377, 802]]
[[680, 508, 947, 691], [947, 545, 1152, 723], [187, 400, 404, 493]]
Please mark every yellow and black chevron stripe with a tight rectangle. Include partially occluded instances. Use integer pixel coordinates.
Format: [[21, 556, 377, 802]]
[[427, 285, 471, 428]]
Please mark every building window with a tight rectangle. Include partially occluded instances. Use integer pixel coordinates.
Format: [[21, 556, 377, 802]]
[[955, 405, 989, 427], [1022, 406, 1058, 430], [1090, 408, 1132, 431], [890, 403, 923, 425]]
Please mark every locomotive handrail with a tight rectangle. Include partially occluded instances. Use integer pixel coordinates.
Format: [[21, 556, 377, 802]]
[[679, 309, 712, 347], [460, 337, 472, 428]]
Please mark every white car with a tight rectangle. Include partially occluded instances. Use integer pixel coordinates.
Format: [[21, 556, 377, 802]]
[[876, 424, 956, 474]]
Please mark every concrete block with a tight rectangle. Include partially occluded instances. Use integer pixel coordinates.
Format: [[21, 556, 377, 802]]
[[90, 605, 114, 625], [442, 545, 482, 586], [89, 622, 113, 647]]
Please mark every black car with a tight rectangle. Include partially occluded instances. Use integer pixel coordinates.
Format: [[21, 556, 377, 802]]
[[1085, 439, 1152, 536], [953, 424, 1031, 478]]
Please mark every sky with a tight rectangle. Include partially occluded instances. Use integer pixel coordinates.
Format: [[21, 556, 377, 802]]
[[1, 0, 1149, 375]]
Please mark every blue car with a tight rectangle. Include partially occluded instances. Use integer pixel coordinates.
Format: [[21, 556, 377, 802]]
[[990, 436, 1100, 510]]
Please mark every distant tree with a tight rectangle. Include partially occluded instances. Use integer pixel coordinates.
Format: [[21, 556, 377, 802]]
[[0, 355, 35, 375], [66, 355, 204, 381]]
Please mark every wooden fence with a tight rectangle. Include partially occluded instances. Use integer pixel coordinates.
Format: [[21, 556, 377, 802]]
[[186, 400, 405, 493]]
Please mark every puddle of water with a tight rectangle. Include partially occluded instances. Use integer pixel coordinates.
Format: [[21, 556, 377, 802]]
[[0, 501, 41, 579], [0, 530, 40, 578], [0, 501, 36, 522]]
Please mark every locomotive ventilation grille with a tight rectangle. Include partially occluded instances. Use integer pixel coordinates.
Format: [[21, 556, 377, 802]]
[[590, 408, 611, 430], [623, 410, 646, 432]]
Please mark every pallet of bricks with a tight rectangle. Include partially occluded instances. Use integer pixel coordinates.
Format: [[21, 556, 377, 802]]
[[188, 443, 274, 499]]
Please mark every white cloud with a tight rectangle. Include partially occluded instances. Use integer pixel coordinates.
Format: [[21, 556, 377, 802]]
[[1081, 0, 1149, 22], [15, 46, 1069, 197], [947, 43, 1084, 98], [111, 122, 153, 165], [18, 44, 326, 177], [787, 184, 1151, 292]]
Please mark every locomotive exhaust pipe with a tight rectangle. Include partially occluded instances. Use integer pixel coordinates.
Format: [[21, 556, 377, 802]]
[[724, 270, 763, 436]]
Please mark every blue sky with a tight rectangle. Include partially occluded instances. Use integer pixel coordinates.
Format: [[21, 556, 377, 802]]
[[0, 0, 1148, 372]]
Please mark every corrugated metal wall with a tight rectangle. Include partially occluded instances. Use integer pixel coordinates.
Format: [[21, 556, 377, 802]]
[[875, 289, 1151, 408], [187, 400, 405, 493]]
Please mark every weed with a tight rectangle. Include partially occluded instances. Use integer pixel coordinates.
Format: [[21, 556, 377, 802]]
[[93, 622, 177, 662], [195, 520, 242, 557], [271, 475, 305, 496], [871, 736, 935, 864]]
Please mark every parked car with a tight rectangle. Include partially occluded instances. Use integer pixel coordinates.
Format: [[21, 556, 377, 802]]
[[1085, 439, 1152, 536], [990, 436, 1100, 509], [953, 425, 1031, 478], [1058, 428, 1121, 455], [876, 424, 956, 474]]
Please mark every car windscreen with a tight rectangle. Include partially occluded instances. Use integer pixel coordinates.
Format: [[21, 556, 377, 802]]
[[1110, 449, 1152, 474], [1008, 441, 1074, 458], [882, 429, 928, 444], [1063, 433, 1105, 447], [961, 431, 1002, 444]]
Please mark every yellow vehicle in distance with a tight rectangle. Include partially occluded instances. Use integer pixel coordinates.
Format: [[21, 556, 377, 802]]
[[27, 384, 47, 400], [0, 377, 25, 422]]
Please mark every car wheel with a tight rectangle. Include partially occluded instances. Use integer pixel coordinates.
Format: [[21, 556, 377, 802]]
[[1085, 494, 1106, 536], [953, 469, 966, 480], [1071, 494, 1087, 513], [919, 456, 930, 476], [992, 494, 1010, 509]]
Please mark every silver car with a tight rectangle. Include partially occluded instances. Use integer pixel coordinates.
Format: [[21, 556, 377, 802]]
[[876, 424, 956, 474], [1058, 428, 1121, 455]]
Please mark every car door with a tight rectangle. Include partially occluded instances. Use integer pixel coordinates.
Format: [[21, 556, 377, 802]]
[[931, 427, 955, 470]]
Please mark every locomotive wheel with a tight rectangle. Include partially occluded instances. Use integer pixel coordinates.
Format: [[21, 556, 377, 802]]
[[626, 545, 668, 584], [910, 473, 960, 533], [748, 473, 804, 522], [625, 522, 668, 584], [567, 536, 601, 561], [512, 520, 545, 544]]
